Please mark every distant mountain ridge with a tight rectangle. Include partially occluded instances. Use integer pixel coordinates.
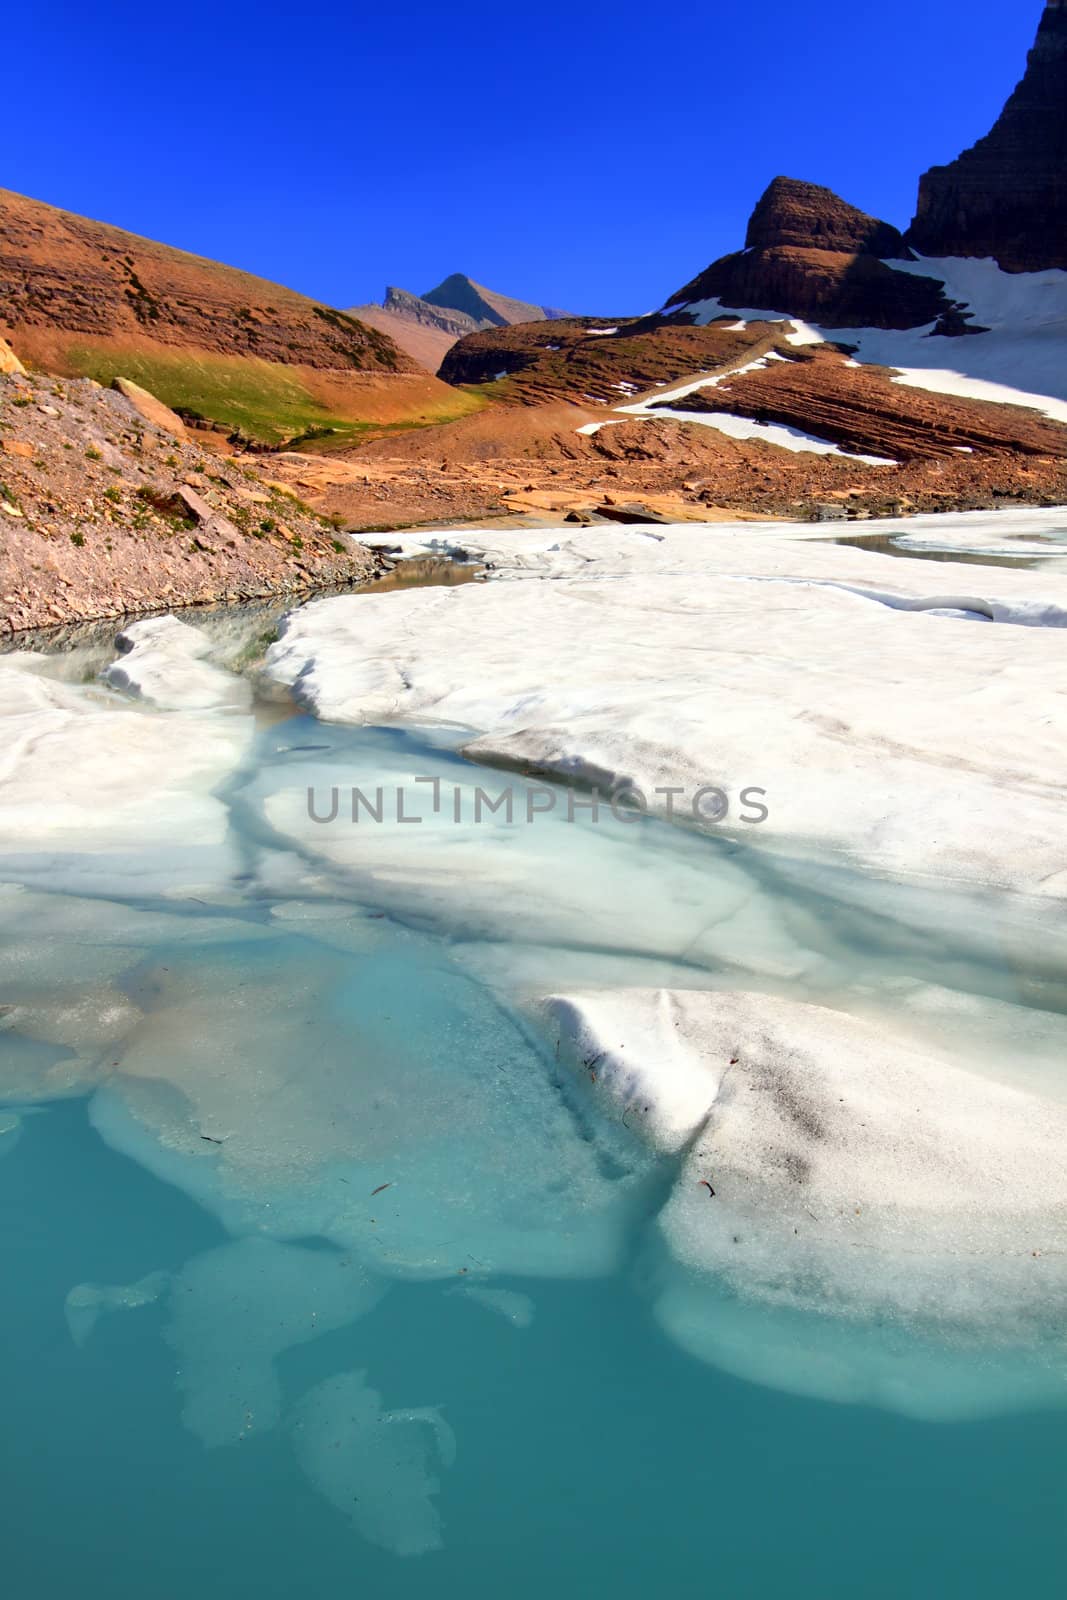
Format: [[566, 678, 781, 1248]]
[[349, 273, 570, 371], [420, 273, 568, 329]]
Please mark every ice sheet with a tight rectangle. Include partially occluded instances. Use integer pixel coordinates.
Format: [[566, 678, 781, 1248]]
[[263, 517, 1067, 896]]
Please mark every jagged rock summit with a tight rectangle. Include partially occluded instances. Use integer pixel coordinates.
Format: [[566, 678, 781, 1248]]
[[667, 177, 951, 330], [908, 0, 1067, 271]]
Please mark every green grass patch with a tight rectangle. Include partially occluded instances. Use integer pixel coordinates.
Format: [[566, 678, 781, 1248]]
[[59, 344, 488, 447], [64, 346, 352, 443]]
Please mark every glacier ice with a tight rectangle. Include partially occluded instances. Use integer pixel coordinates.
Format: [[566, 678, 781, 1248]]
[[543, 985, 1067, 1414], [448, 1283, 536, 1328], [87, 928, 653, 1282], [0, 653, 250, 897], [4, 510, 1067, 1428], [263, 516, 1067, 897]]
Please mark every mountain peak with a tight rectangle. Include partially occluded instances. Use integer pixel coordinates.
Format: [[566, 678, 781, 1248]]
[[745, 177, 904, 258], [908, 2, 1067, 270], [666, 178, 946, 331], [347, 276, 570, 373], [420, 274, 564, 329]]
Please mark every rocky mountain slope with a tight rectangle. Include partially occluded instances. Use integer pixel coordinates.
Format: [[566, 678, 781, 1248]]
[[349, 274, 569, 371], [0, 367, 377, 633], [0, 188, 475, 444], [648, 343, 1067, 464], [438, 316, 771, 401], [909, 0, 1067, 270], [421, 274, 568, 328]]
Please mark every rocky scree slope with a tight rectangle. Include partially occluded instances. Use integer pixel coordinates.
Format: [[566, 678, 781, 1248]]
[[0, 371, 377, 634]]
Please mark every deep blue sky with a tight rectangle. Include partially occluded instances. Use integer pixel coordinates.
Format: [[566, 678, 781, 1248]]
[[5, 1, 1043, 315]]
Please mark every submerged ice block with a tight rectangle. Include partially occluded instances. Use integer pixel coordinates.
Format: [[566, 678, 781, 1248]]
[[291, 1370, 456, 1557], [88, 927, 655, 1282]]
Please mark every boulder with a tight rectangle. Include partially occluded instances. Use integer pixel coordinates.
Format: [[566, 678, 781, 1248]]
[[594, 500, 670, 525], [175, 485, 214, 523], [111, 377, 187, 440], [0, 338, 25, 376]]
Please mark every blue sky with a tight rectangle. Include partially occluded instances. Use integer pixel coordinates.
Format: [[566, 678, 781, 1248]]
[[5, 1, 1043, 314]]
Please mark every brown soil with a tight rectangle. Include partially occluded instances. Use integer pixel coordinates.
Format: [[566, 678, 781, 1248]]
[[265, 385, 1067, 533]]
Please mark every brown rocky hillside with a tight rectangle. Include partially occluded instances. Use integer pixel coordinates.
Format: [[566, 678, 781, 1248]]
[[0, 188, 478, 444], [438, 317, 777, 403], [0, 186, 410, 371]]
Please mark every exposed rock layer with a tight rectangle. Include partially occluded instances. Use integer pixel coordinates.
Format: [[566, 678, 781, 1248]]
[[651, 345, 1067, 462], [439, 316, 777, 401], [745, 178, 905, 258]]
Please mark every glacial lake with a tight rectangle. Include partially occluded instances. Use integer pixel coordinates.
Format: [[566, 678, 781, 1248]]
[[1, 603, 1066, 1598]]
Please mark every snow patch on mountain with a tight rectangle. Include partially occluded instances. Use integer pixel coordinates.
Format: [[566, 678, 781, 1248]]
[[669, 256, 1067, 422]]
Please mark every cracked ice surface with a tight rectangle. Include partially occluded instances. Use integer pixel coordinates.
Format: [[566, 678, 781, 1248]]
[[264, 513, 1067, 898], [0, 651, 250, 896], [4, 509, 1067, 1439]]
